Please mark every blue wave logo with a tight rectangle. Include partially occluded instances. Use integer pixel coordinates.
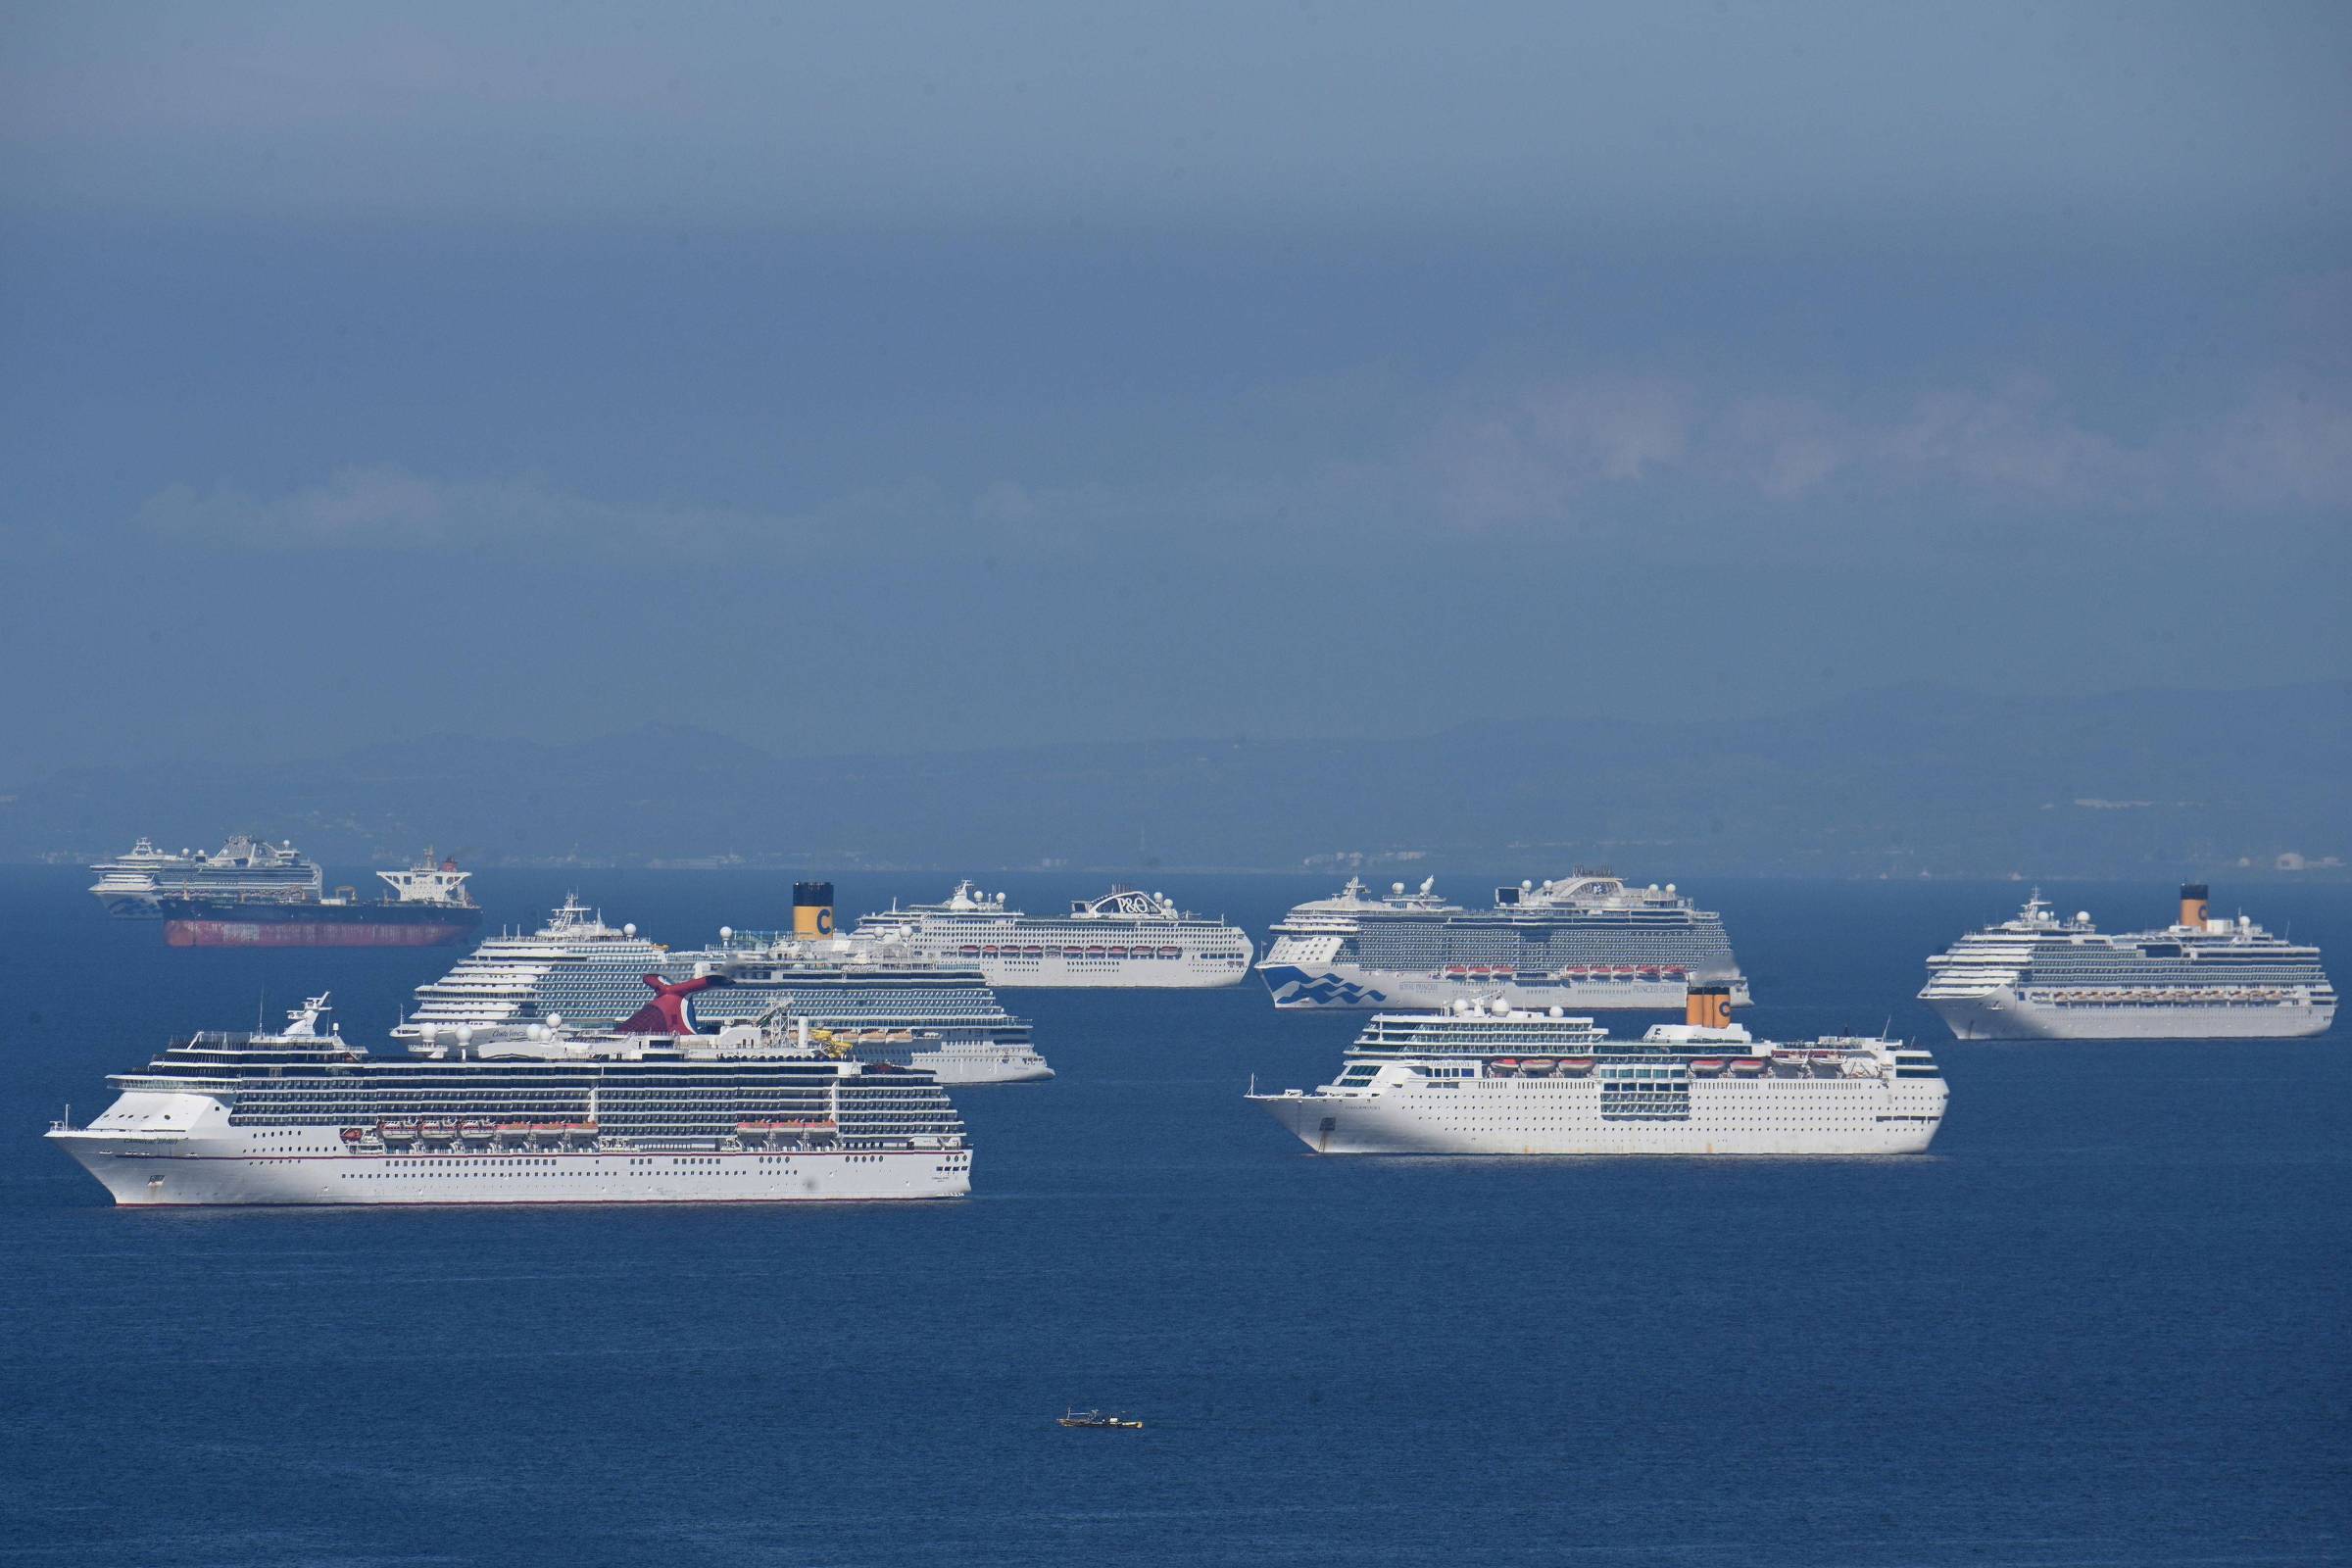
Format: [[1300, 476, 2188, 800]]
[[1259, 965, 1387, 1006]]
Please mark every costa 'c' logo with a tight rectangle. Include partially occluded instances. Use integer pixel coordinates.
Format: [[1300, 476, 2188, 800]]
[[816, 907, 835, 934]]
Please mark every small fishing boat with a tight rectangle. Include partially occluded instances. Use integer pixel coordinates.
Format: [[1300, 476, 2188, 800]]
[[1057, 1408, 1144, 1430]]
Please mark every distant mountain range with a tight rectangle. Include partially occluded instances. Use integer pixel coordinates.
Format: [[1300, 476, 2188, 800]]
[[6, 682, 2344, 878]]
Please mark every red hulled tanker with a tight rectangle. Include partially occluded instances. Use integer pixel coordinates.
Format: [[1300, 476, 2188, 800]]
[[159, 850, 482, 948]]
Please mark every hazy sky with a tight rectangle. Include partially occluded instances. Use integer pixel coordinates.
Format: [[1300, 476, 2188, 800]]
[[3, 2, 2347, 771]]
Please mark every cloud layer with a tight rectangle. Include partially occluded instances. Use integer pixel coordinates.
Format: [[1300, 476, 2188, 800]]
[[137, 373, 2352, 561]]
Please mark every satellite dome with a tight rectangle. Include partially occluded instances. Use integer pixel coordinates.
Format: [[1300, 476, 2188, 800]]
[[718, 925, 733, 941], [622, 922, 636, 937]]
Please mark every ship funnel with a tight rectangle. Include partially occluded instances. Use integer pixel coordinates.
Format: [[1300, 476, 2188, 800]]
[[793, 881, 836, 940], [617, 973, 728, 1035], [1686, 983, 1733, 1030], [2180, 883, 2210, 930]]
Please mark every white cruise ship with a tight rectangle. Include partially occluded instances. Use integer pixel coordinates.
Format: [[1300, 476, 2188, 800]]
[[397, 885, 1051, 1085], [1920, 885, 2336, 1040], [1248, 986, 1945, 1155], [854, 881, 1252, 988], [48, 995, 970, 1206], [1257, 873, 1748, 1010], [89, 834, 323, 916]]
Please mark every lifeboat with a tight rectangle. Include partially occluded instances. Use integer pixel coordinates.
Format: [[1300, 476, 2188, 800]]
[[1519, 1057, 1556, 1074], [1728, 1058, 1766, 1075], [1490, 1058, 1521, 1075], [958, 945, 982, 958], [494, 1120, 531, 1141], [981, 945, 1000, 957], [419, 1119, 459, 1142], [338, 1126, 365, 1144], [1688, 1057, 1728, 1074], [1026, 947, 1045, 958], [1086, 947, 1107, 959], [379, 1120, 418, 1143], [527, 1122, 567, 1144], [1555, 1056, 1596, 1073], [1158, 946, 1181, 959]]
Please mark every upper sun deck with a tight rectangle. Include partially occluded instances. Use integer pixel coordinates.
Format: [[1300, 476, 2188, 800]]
[[1935, 892, 2325, 963], [1494, 874, 1707, 916], [1345, 997, 1910, 1063], [1274, 871, 1718, 934], [862, 880, 1238, 930]]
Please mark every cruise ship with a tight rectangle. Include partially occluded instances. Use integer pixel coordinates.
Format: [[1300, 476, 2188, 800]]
[[1248, 985, 1945, 1155], [1920, 885, 2336, 1040], [89, 834, 322, 916], [854, 881, 1252, 988], [397, 884, 1052, 1085], [1257, 873, 1749, 1010], [48, 994, 969, 1206]]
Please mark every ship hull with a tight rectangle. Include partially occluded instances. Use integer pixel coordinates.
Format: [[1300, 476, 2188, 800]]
[[1250, 1078, 1942, 1155], [50, 1133, 968, 1205], [1928, 993, 2335, 1041], [158, 900, 483, 948], [1258, 962, 1753, 1011], [948, 952, 1248, 989], [96, 893, 165, 918], [906, 1048, 1054, 1085]]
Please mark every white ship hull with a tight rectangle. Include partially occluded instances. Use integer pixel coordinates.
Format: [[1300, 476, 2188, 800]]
[[1259, 962, 1752, 1011], [906, 1045, 1054, 1085], [50, 1130, 968, 1205], [1251, 1077, 1943, 1155], [907, 947, 1249, 990], [1928, 992, 2335, 1041]]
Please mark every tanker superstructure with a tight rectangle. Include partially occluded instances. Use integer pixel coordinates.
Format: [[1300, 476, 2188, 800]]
[[48, 994, 970, 1206], [1248, 985, 1944, 1155], [854, 881, 1251, 988], [1257, 873, 1748, 1010], [1920, 885, 2335, 1040], [399, 884, 1051, 1085]]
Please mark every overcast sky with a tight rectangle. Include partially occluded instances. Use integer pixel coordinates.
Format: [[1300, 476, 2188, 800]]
[[3, 2, 2346, 770]]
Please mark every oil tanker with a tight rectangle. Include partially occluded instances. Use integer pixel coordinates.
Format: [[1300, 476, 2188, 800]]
[[159, 851, 482, 948]]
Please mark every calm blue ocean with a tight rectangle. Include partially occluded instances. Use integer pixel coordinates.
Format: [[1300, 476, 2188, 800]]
[[2, 868, 2345, 1567]]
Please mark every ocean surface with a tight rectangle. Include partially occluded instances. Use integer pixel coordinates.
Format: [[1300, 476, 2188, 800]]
[[2, 867, 2346, 1568]]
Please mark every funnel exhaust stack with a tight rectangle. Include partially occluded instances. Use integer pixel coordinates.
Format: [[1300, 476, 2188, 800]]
[[793, 881, 836, 940]]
